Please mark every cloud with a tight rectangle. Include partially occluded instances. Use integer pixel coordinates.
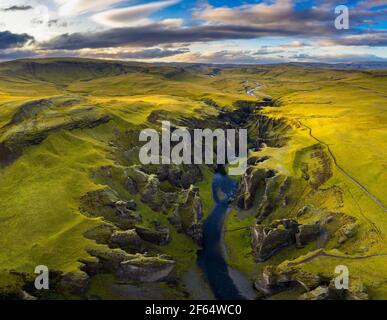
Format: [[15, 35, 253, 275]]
[[93, 0, 181, 27], [1, 5, 33, 12], [121, 47, 188, 59], [358, 0, 387, 9], [321, 33, 387, 47], [0, 49, 36, 61], [194, 0, 387, 39], [0, 31, 34, 49], [252, 46, 284, 55], [289, 52, 387, 63], [41, 0, 387, 52], [5, 0, 385, 64], [56, 0, 123, 16], [47, 19, 69, 28], [193, 0, 334, 34], [281, 41, 311, 48], [41, 21, 328, 50], [174, 50, 284, 64], [84, 47, 190, 60]]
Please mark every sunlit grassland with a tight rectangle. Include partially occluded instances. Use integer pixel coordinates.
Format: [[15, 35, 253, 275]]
[[0, 59, 386, 298], [262, 71, 387, 228], [223, 66, 387, 298], [0, 59, 227, 288], [0, 130, 109, 272]]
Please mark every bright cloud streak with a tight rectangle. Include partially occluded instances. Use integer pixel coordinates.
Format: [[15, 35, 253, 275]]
[[92, 0, 181, 27], [0, 0, 386, 63], [56, 0, 123, 16]]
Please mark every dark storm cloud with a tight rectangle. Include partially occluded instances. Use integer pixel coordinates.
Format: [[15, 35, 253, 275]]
[[40, 0, 387, 51], [0, 31, 34, 49], [41, 23, 329, 50], [1, 5, 33, 12]]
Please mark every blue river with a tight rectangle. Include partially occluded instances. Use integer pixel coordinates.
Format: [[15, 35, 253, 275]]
[[197, 167, 245, 300]]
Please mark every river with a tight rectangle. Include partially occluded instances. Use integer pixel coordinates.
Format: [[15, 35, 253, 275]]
[[197, 167, 255, 300]]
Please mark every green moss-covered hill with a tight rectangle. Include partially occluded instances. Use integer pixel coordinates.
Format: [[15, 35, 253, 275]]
[[0, 58, 386, 300]]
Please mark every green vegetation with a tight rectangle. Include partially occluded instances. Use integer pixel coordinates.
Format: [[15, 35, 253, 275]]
[[222, 65, 387, 299], [0, 59, 386, 299]]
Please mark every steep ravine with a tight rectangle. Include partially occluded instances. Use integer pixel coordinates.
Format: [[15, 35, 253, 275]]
[[3, 96, 365, 300], [76, 101, 276, 300], [195, 102, 289, 300], [226, 105, 385, 300]]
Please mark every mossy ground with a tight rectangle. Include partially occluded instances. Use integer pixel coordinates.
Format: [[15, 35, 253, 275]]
[[0, 59, 225, 297], [0, 59, 386, 299], [223, 65, 387, 299]]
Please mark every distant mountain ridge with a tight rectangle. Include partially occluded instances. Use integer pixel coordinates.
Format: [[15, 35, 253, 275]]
[[2, 58, 387, 75], [287, 61, 387, 70]]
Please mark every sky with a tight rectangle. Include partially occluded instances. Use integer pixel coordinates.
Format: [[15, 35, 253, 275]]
[[0, 0, 386, 64]]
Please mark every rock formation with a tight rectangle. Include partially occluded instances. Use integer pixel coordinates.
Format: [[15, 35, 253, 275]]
[[169, 186, 203, 244], [83, 247, 176, 282], [251, 219, 323, 261]]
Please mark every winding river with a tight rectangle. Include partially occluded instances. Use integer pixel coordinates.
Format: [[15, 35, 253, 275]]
[[197, 167, 250, 300]]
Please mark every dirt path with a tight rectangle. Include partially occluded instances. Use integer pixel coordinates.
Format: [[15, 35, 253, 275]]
[[297, 120, 386, 213]]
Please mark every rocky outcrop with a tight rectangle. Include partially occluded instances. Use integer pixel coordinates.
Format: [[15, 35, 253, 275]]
[[80, 188, 141, 229], [254, 265, 322, 297], [135, 226, 171, 246], [140, 164, 203, 189], [337, 223, 358, 245], [237, 169, 293, 221], [249, 114, 290, 148], [296, 205, 315, 218], [298, 286, 330, 300], [251, 219, 299, 262], [247, 156, 270, 166], [120, 257, 176, 282], [57, 271, 90, 295], [299, 279, 369, 300], [169, 186, 203, 244], [126, 166, 149, 185], [237, 168, 275, 211], [84, 223, 118, 244], [141, 175, 164, 211], [141, 175, 176, 212], [256, 175, 292, 223], [84, 247, 175, 282], [125, 177, 138, 194], [251, 219, 324, 261], [8, 99, 53, 126], [114, 200, 137, 215], [296, 224, 321, 247], [254, 260, 368, 300], [84, 224, 148, 253], [110, 229, 147, 252]]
